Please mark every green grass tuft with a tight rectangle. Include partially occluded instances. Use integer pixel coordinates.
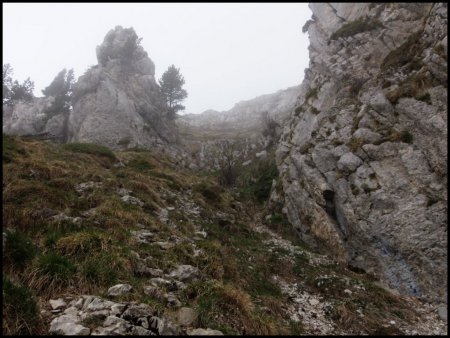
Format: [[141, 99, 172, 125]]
[[3, 276, 40, 335], [63, 142, 116, 160], [37, 252, 76, 279]]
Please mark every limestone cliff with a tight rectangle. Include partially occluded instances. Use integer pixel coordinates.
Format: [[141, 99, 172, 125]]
[[273, 3, 447, 301], [68, 26, 178, 150]]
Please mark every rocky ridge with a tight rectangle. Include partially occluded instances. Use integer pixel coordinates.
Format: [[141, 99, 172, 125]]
[[272, 3, 447, 302], [178, 86, 299, 169], [3, 26, 183, 157]]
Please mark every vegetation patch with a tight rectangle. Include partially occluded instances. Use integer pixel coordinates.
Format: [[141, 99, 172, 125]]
[[385, 70, 435, 104], [3, 133, 27, 163], [381, 31, 422, 72], [3, 276, 40, 335], [239, 155, 278, 203], [63, 142, 116, 160], [3, 229, 37, 269], [37, 252, 76, 280], [305, 87, 320, 102], [330, 17, 383, 41], [388, 130, 414, 144], [346, 137, 365, 152]]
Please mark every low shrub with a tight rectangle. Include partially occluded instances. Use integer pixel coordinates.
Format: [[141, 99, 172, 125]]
[[3, 229, 37, 269], [330, 17, 383, 41], [381, 31, 422, 71], [3, 276, 40, 335]]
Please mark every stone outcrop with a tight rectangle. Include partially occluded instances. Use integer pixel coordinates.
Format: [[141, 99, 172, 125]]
[[2, 97, 67, 140], [68, 26, 179, 150], [178, 86, 300, 169], [4, 26, 182, 155], [273, 3, 447, 301]]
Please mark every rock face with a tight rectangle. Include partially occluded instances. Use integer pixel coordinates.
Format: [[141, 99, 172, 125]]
[[178, 85, 300, 132], [273, 3, 447, 301], [2, 97, 67, 139], [178, 86, 299, 169], [4, 26, 181, 154], [68, 26, 179, 150]]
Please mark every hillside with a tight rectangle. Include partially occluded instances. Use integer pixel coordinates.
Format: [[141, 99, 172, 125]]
[[3, 135, 446, 335]]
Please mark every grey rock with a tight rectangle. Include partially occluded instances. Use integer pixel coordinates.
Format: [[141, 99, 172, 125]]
[[438, 306, 447, 322], [176, 307, 198, 326], [168, 265, 200, 282], [154, 241, 175, 250], [121, 304, 155, 321], [131, 325, 155, 335], [108, 283, 133, 297], [49, 315, 91, 335], [67, 26, 180, 151], [110, 303, 127, 316], [121, 195, 144, 207], [81, 310, 110, 322], [103, 315, 128, 327], [166, 293, 182, 307], [187, 328, 224, 335], [337, 152, 362, 173], [273, 2, 447, 302], [63, 306, 79, 316], [131, 230, 154, 244], [255, 150, 267, 158], [75, 181, 102, 194], [50, 298, 67, 310], [50, 322, 90, 336], [149, 277, 172, 287], [85, 298, 116, 312], [143, 285, 165, 300], [117, 187, 132, 196]]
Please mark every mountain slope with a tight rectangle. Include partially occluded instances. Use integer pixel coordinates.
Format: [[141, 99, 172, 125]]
[[2, 136, 446, 335]]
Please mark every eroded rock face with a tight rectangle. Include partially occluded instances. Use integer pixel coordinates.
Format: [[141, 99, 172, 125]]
[[273, 3, 447, 301], [68, 26, 179, 151], [178, 86, 300, 169], [2, 97, 66, 139]]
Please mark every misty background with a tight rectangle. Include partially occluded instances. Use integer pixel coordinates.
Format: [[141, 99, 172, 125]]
[[3, 3, 311, 115]]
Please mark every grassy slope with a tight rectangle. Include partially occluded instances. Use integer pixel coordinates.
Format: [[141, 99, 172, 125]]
[[3, 135, 420, 335]]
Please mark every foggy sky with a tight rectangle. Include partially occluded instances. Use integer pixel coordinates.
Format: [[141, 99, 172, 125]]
[[3, 3, 311, 114]]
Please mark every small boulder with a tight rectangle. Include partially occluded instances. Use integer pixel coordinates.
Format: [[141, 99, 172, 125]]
[[166, 293, 182, 307], [130, 326, 154, 335], [50, 298, 67, 310], [50, 322, 90, 335], [108, 283, 133, 297], [337, 152, 362, 173], [438, 306, 447, 322], [121, 195, 144, 207], [256, 150, 267, 158], [122, 304, 155, 321], [176, 307, 198, 326], [187, 328, 224, 335], [168, 265, 200, 282], [49, 315, 90, 335]]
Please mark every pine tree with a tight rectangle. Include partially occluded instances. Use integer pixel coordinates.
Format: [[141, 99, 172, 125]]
[[42, 68, 75, 114], [158, 65, 188, 119]]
